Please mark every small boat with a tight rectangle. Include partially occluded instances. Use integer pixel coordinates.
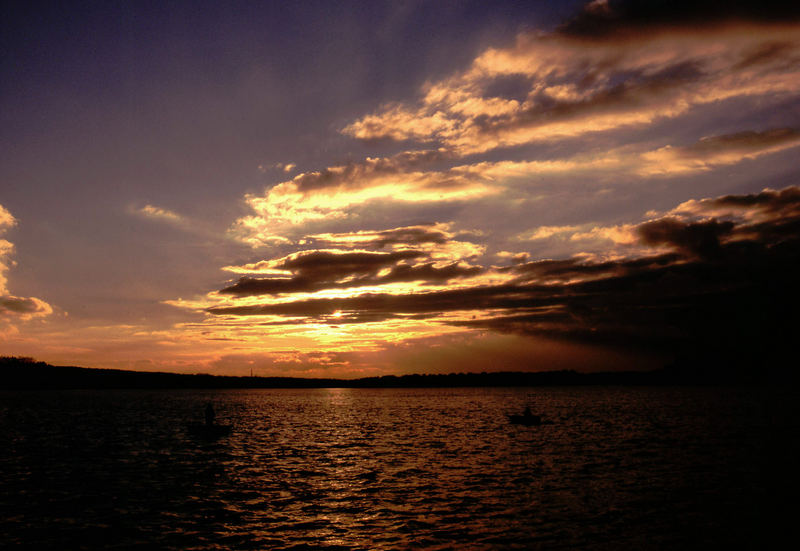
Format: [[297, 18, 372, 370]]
[[187, 423, 232, 438], [508, 413, 542, 426]]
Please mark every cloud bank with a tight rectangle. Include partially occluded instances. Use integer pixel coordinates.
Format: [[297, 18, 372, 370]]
[[344, 22, 800, 155], [182, 186, 799, 377]]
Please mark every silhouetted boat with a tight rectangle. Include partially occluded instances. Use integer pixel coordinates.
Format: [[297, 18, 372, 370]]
[[508, 413, 542, 426], [187, 423, 232, 438]]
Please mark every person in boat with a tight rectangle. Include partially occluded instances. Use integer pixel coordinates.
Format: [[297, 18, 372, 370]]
[[522, 406, 541, 423], [204, 402, 216, 427]]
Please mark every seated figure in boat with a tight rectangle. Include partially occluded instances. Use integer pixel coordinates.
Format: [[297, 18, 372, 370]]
[[523, 406, 541, 424], [509, 405, 544, 426], [205, 402, 216, 426]]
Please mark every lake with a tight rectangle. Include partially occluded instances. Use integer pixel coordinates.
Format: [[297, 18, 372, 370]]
[[0, 386, 792, 549]]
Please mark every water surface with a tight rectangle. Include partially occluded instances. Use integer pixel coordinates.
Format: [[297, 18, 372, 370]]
[[0, 387, 789, 549]]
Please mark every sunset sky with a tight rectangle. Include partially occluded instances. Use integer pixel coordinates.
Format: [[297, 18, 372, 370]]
[[2, 0, 799, 378]]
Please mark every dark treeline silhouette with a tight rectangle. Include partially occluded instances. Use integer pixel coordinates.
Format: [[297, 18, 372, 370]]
[[0, 356, 769, 390]]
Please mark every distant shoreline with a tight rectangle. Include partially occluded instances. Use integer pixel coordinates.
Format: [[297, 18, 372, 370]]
[[0, 357, 766, 390]]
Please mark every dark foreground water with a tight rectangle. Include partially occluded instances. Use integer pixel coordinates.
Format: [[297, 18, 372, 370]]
[[0, 386, 795, 549]]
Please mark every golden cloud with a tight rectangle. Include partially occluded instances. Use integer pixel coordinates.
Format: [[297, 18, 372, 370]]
[[0, 203, 53, 324], [229, 152, 497, 247], [135, 204, 185, 223]]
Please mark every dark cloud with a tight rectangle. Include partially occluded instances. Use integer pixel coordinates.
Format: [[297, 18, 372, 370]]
[[735, 41, 797, 69], [0, 295, 49, 315], [739, 217, 800, 243], [452, 233, 799, 379], [478, 59, 707, 138], [561, 0, 800, 37], [637, 218, 735, 259], [507, 253, 680, 283], [309, 224, 451, 249], [711, 186, 800, 214], [221, 250, 420, 296], [366, 227, 449, 248], [219, 277, 316, 296], [220, 249, 481, 297]]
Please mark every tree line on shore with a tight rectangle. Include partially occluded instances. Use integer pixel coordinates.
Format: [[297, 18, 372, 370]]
[[1, 356, 766, 390]]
